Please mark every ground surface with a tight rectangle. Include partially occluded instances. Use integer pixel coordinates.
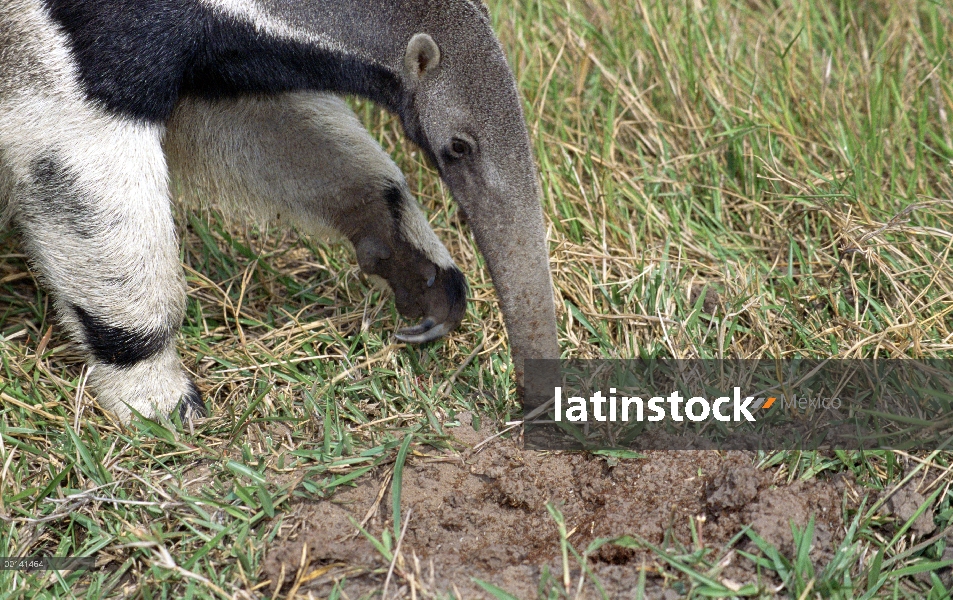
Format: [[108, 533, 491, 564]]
[[261, 414, 859, 598], [2, 0, 953, 597]]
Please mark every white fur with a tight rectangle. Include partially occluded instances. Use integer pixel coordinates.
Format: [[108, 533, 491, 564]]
[[197, 0, 355, 58], [90, 347, 195, 423]]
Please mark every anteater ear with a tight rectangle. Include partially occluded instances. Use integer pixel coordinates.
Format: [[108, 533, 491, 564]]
[[404, 33, 441, 82]]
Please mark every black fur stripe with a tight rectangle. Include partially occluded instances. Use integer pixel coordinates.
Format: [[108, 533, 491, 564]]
[[26, 155, 100, 239], [383, 184, 404, 230], [72, 305, 171, 367], [442, 265, 468, 309], [42, 0, 404, 125], [42, 0, 204, 123]]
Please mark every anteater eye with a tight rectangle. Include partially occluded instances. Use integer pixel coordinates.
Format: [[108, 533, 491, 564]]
[[447, 138, 472, 159]]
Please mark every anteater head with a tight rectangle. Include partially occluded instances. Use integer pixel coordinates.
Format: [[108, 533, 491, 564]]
[[393, 2, 561, 378]]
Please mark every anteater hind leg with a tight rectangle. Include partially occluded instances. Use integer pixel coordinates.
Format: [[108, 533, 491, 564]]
[[4, 103, 201, 423], [165, 93, 467, 342]]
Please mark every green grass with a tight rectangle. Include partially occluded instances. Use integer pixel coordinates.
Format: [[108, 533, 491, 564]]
[[2, 0, 953, 597]]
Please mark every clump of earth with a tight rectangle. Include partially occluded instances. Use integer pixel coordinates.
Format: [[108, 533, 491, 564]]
[[263, 413, 855, 598]]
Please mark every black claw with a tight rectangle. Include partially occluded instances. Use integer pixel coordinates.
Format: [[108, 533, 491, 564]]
[[177, 380, 207, 421], [395, 317, 450, 344]]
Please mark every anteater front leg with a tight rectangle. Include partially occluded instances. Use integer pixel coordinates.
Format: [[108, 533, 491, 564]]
[[165, 93, 468, 343], [6, 109, 201, 423]]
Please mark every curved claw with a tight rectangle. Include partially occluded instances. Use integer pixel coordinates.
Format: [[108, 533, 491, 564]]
[[395, 317, 451, 344], [398, 317, 436, 337]]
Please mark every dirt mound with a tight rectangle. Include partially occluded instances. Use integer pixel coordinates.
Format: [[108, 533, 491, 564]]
[[263, 414, 851, 597]]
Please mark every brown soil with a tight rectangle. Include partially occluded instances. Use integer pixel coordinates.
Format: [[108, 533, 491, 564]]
[[262, 413, 854, 598]]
